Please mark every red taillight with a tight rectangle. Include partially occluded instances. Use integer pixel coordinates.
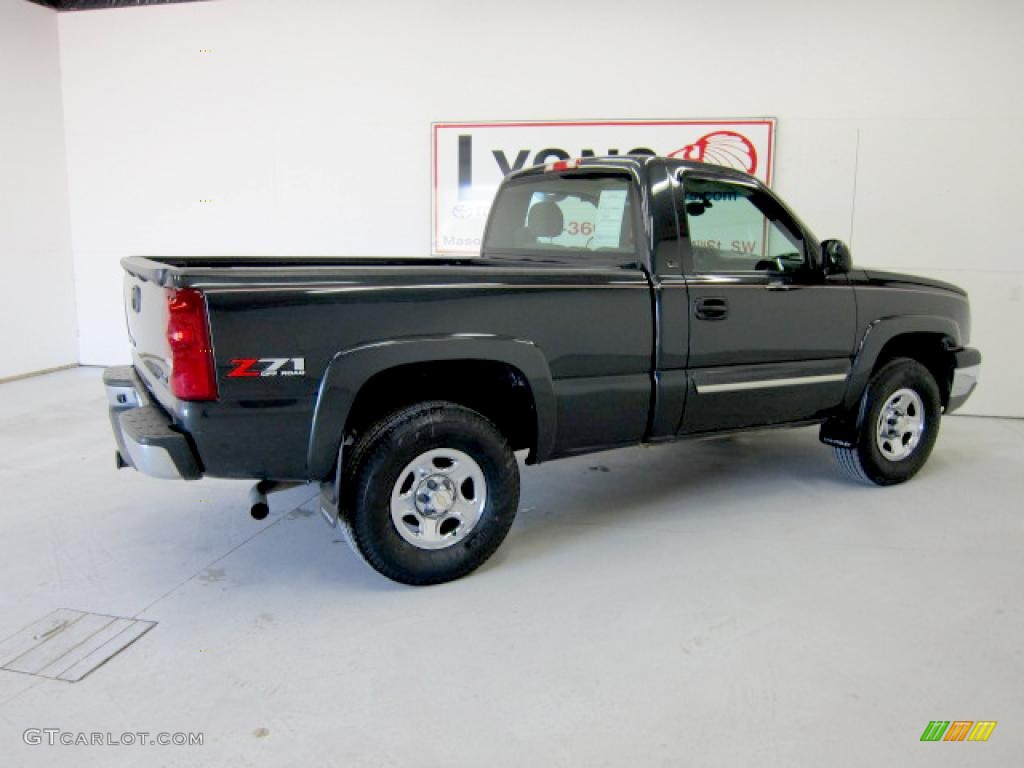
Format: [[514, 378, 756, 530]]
[[166, 288, 218, 401]]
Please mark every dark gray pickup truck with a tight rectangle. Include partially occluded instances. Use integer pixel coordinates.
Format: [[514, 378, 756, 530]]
[[105, 155, 980, 584]]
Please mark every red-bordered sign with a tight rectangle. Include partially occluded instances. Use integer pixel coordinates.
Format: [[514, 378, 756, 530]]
[[431, 119, 776, 256]]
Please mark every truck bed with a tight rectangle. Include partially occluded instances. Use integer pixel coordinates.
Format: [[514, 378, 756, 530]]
[[122, 255, 495, 287], [120, 253, 656, 480]]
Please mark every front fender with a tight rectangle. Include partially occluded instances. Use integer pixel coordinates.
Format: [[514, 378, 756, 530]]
[[306, 334, 557, 480], [843, 314, 961, 415]]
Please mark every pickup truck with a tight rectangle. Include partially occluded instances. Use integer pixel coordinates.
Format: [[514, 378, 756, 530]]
[[104, 155, 981, 585]]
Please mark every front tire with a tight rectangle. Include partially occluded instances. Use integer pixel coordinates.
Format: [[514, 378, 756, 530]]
[[342, 401, 519, 585], [833, 358, 941, 486]]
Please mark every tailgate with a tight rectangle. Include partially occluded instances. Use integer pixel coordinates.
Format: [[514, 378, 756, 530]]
[[123, 270, 175, 403]]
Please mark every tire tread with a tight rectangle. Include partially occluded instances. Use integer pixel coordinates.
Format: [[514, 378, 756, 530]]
[[832, 445, 873, 485]]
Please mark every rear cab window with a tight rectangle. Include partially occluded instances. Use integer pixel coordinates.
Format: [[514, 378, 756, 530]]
[[483, 174, 639, 265]]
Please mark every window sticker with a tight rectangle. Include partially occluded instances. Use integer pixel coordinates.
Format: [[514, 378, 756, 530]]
[[592, 189, 628, 249]]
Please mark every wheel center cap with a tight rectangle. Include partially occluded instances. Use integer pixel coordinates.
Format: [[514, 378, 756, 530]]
[[415, 475, 456, 517], [886, 409, 906, 436]]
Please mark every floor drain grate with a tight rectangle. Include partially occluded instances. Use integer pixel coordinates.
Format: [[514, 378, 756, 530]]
[[0, 609, 156, 682]]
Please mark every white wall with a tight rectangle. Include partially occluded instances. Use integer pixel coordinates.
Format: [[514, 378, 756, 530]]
[[0, 0, 76, 379], [57, 0, 1022, 415]]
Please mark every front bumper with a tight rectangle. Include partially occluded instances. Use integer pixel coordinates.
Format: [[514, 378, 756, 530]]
[[103, 366, 202, 480], [946, 347, 981, 414]]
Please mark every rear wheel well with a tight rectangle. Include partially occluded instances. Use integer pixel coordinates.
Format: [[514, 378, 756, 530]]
[[343, 360, 538, 456], [870, 333, 955, 408]]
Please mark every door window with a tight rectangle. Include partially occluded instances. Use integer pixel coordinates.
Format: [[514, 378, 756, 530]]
[[681, 178, 805, 274]]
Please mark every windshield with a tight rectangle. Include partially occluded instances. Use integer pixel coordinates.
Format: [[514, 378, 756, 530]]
[[484, 174, 636, 258]]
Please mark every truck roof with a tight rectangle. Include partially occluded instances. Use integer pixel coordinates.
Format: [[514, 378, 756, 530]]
[[505, 154, 761, 185]]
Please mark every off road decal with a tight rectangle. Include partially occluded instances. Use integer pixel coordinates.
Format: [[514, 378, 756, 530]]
[[228, 358, 305, 378]]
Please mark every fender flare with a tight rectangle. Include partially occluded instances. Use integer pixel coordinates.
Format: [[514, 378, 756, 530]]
[[305, 334, 557, 480], [842, 314, 961, 418]]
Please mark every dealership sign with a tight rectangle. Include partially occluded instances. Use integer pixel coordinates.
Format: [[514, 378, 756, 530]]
[[432, 119, 776, 255]]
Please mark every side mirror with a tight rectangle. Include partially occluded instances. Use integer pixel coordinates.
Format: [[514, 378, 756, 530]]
[[821, 239, 852, 274]]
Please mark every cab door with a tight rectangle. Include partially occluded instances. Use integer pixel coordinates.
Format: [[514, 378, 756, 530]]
[[675, 171, 856, 434]]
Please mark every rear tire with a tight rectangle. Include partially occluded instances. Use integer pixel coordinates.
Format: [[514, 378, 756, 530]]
[[833, 358, 941, 486], [342, 401, 519, 585]]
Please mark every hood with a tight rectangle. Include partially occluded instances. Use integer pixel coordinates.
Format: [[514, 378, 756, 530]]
[[860, 269, 967, 297]]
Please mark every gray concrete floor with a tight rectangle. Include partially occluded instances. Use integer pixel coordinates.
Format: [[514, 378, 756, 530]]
[[0, 367, 1021, 766]]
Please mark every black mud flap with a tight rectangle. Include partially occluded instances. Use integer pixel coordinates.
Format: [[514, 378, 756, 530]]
[[819, 418, 857, 449]]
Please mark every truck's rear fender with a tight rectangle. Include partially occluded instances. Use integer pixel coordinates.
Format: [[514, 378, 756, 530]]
[[306, 335, 557, 481]]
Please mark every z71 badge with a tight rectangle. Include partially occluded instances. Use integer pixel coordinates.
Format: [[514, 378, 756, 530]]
[[227, 358, 306, 378]]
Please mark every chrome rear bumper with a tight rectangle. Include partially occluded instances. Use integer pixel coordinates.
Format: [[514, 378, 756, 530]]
[[103, 366, 202, 480]]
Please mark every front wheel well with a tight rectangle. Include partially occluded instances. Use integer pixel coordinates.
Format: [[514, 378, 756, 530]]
[[343, 359, 538, 457], [870, 333, 956, 408]]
